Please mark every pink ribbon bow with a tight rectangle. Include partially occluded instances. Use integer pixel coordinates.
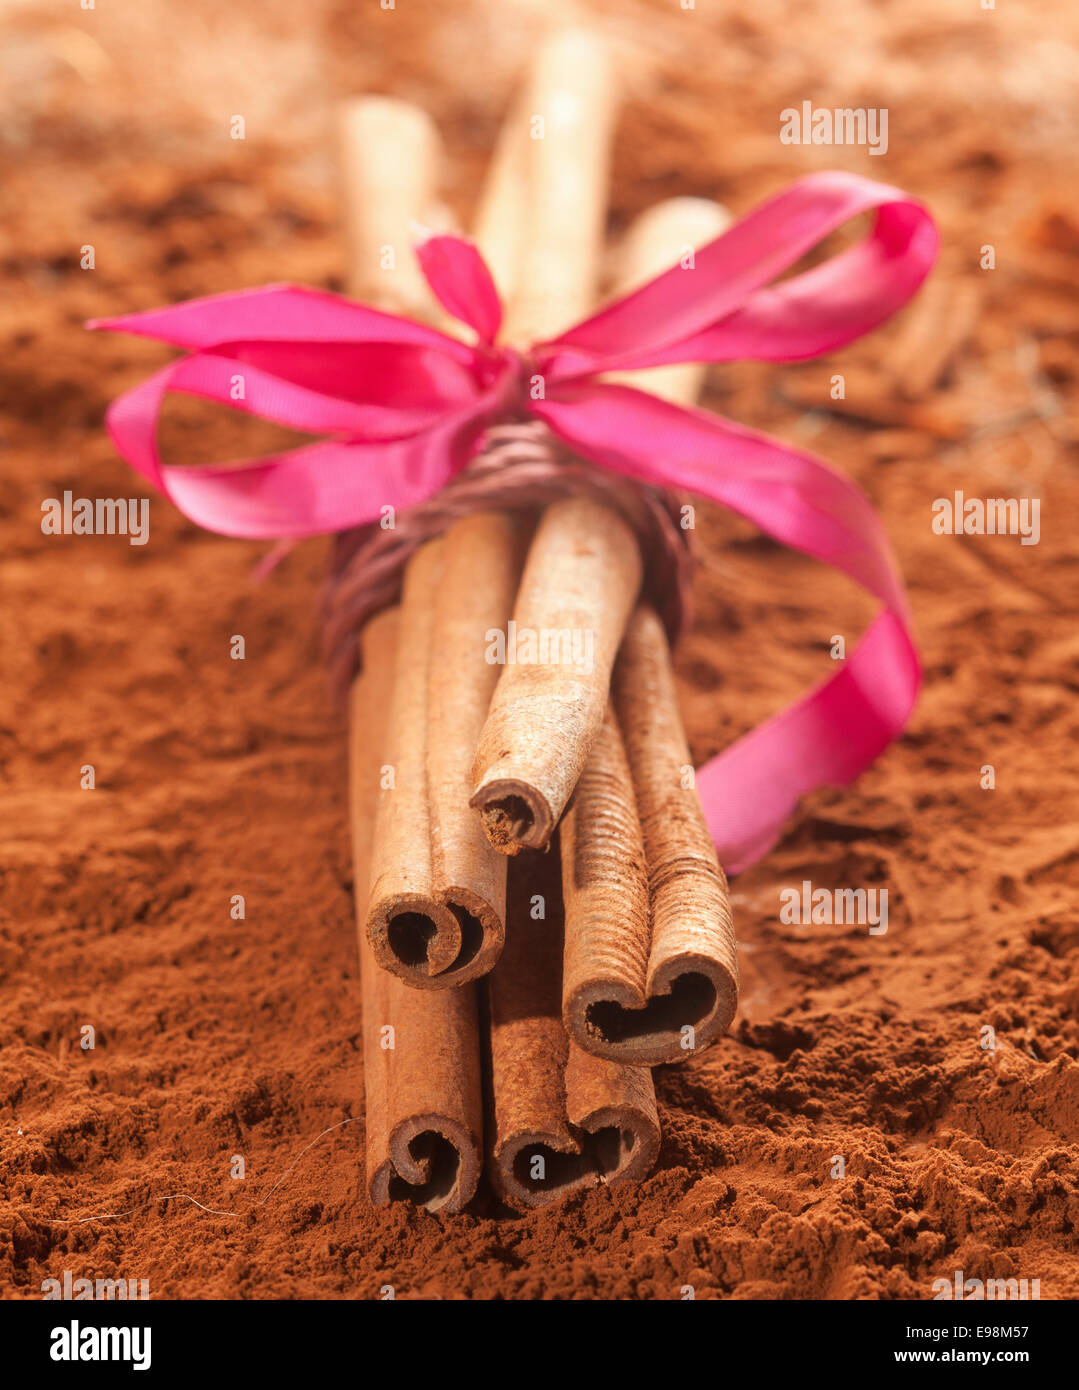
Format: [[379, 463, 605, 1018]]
[[90, 170, 938, 873]]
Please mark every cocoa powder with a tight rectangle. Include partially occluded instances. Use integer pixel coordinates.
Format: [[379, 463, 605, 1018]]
[[1, 0, 1077, 1300]]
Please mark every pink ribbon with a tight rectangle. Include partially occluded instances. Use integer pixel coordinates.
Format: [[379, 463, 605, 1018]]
[[90, 171, 938, 872]]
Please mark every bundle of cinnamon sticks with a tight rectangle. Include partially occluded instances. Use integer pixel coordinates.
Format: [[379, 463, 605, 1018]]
[[343, 29, 739, 1213]]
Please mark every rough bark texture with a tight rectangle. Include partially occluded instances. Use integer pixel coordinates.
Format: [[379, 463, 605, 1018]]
[[487, 838, 659, 1210], [364, 540, 462, 983], [560, 194, 740, 1064], [424, 511, 528, 981], [471, 497, 643, 853], [558, 621, 739, 1070]]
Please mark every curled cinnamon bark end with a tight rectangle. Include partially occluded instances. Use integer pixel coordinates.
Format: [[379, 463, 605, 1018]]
[[368, 881, 504, 985], [471, 496, 643, 856], [496, 1040, 660, 1211], [368, 1113, 483, 1214], [470, 781, 553, 856], [352, 609, 483, 1214], [562, 608, 739, 1065], [361, 942, 484, 1214], [565, 960, 734, 1067], [368, 516, 522, 986], [492, 1088, 658, 1210], [367, 895, 473, 984], [487, 838, 659, 1210], [564, 1045, 661, 1184]]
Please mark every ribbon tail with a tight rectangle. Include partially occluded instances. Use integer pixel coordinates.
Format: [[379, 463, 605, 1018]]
[[535, 383, 920, 872], [697, 611, 918, 872]]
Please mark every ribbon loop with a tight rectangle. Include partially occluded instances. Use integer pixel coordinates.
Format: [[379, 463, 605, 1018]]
[[415, 233, 503, 345], [536, 172, 937, 378]]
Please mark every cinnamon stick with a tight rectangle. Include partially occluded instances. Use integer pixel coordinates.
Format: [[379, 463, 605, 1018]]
[[364, 540, 455, 978], [487, 837, 660, 1210], [561, 199, 740, 1065], [470, 28, 644, 855], [470, 496, 642, 854], [337, 96, 441, 314], [340, 97, 524, 987], [351, 608, 483, 1211], [470, 89, 528, 305], [494, 28, 616, 347], [480, 40, 662, 1198], [563, 606, 739, 1064], [339, 97, 496, 1209], [365, 518, 524, 985]]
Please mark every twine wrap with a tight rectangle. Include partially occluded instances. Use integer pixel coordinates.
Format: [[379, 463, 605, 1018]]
[[323, 419, 691, 697]]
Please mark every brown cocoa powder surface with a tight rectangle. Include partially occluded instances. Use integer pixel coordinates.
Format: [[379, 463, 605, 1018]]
[[2, 0, 1078, 1300]]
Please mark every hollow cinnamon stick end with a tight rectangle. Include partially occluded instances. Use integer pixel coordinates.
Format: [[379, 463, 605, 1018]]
[[490, 1133, 582, 1212], [576, 1104, 660, 1187], [564, 955, 739, 1067], [565, 1047, 660, 1186], [469, 779, 555, 856], [369, 1115, 482, 1215], [648, 953, 739, 1064], [367, 889, 505, 989], [366, 893, 461, 989], [441, 886, 506, 985]]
